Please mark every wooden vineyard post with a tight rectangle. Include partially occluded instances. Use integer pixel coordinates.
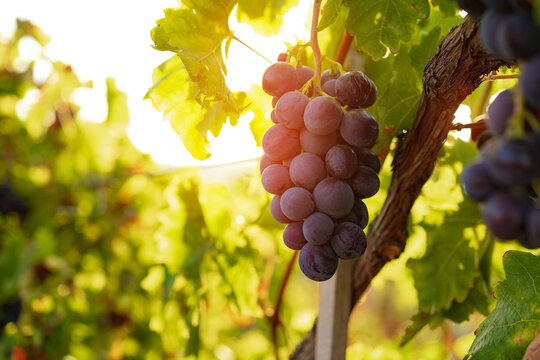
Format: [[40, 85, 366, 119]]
[[315, 259, 353, 359]]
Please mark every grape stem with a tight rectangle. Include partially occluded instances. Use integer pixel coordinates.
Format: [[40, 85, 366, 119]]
[[450, 120, 487, 131], [483, 73, 518, 81], [310, 0, 323, 96], [232, 35, 272, 64]]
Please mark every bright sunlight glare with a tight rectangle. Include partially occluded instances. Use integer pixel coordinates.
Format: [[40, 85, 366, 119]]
[[1, 0, 313, 168]]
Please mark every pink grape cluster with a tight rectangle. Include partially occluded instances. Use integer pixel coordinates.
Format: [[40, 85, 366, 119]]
[[260, 60, 381, 281]]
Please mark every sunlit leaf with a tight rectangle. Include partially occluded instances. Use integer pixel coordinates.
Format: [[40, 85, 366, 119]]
[[237, 0, 300, 36], [408, 200, 481, 313], [344, 0, 430, 60], [466, 251, 540, 360], [319, 0, 343, 31]]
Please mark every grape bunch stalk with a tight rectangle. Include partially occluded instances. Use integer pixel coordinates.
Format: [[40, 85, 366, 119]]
[[455, 0, 540, 248], [259, 57, 381, 282]]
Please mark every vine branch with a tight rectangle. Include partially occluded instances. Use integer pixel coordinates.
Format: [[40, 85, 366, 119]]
[[291, 15, 511, 359]]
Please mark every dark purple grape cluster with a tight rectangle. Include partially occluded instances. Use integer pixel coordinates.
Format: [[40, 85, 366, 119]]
[[454, 1, 540, 107], [461, 100, 540, 247], [260, 62, 380, 281], [454, 0, 540, 248]]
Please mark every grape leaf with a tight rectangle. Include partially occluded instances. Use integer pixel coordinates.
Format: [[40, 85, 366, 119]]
[[319, 0, 343, 31], [237, 0, 300, 36], [431, 0, 459, 16], [401, 274, 491, 345], [149, 1, 250, 159], [344, 0, 430, 60], [466, 251, 540, 360], [407, 200, 480, 313], [151, 0, 235, 99], [367, 44, 422, 156], [145, 56, 247, 160]]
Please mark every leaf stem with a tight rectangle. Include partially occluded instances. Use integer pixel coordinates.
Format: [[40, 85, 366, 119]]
[[472, 74, 494, 119], [483, 73, 518, 81], [450, 120, 487, 131], [310, 0, 323, 96], [232, 35, 272, 64]]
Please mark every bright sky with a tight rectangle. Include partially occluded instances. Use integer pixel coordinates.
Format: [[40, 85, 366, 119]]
[[0, 0, 311, 167]]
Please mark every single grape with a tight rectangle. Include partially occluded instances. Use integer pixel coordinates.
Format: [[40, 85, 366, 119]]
[[280, 187, 315, 221], [330, 222, 367, 259], [272, 96, 279, 108], [299, 128, 337, 156], [259, 154, 281, 174], [325, 145, 358, 179], [355, 147, 381, 173], [304, 96, 343, 135], [348, 166, 380, 199], [283, 221, 307, 250], [270, 195, 291, 224], [456, 0, 487, 17], [340, 109, 379, 148], [298, 243, 338, 281], [487, 89, 514, 136], [303, 212, 335, 245], [262, 62, 298, 97], [262, 124, 301, 161], [480, 10, 505, 56], [322, 79, 336, 97], [337, 198, 369, 229], [261, 164, 293, 195], [289, 152, 327, 191], [496, 14, 540, 60], [277, 53, 288, 62], [275, 91, 310, 130], [313, 177, 355, 218], [482, 137, 537, 187], [296, 65, 314, 90], [321, 69, 341, 85], [460, 162, 499, 202], [482, 191, 529, 240], [335, 71, 377, 108], [521, 55, 540, 110]]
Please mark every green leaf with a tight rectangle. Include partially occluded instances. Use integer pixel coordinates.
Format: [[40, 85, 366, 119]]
[[319, 0, 343, 31], [408, 201, 481, 313], [466, 251, 540, 360], [149, 1, 250, 159], [368, 44, 422, 155], [409, 26, 441, 78], [344, 0, 430, 60], [237, 0, 300, 36], [431, 0, 459, 16], [146, 56, 246, 160], [105, 78, 129, 128], [443, 274, 491, 323], [151, 1, 235, 99]]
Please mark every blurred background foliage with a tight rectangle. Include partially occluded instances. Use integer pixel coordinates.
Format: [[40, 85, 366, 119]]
[[0, 18, 533, 360]]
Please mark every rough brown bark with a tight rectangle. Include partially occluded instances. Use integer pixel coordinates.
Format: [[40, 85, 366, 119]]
[[291, 16, 510, 359]]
